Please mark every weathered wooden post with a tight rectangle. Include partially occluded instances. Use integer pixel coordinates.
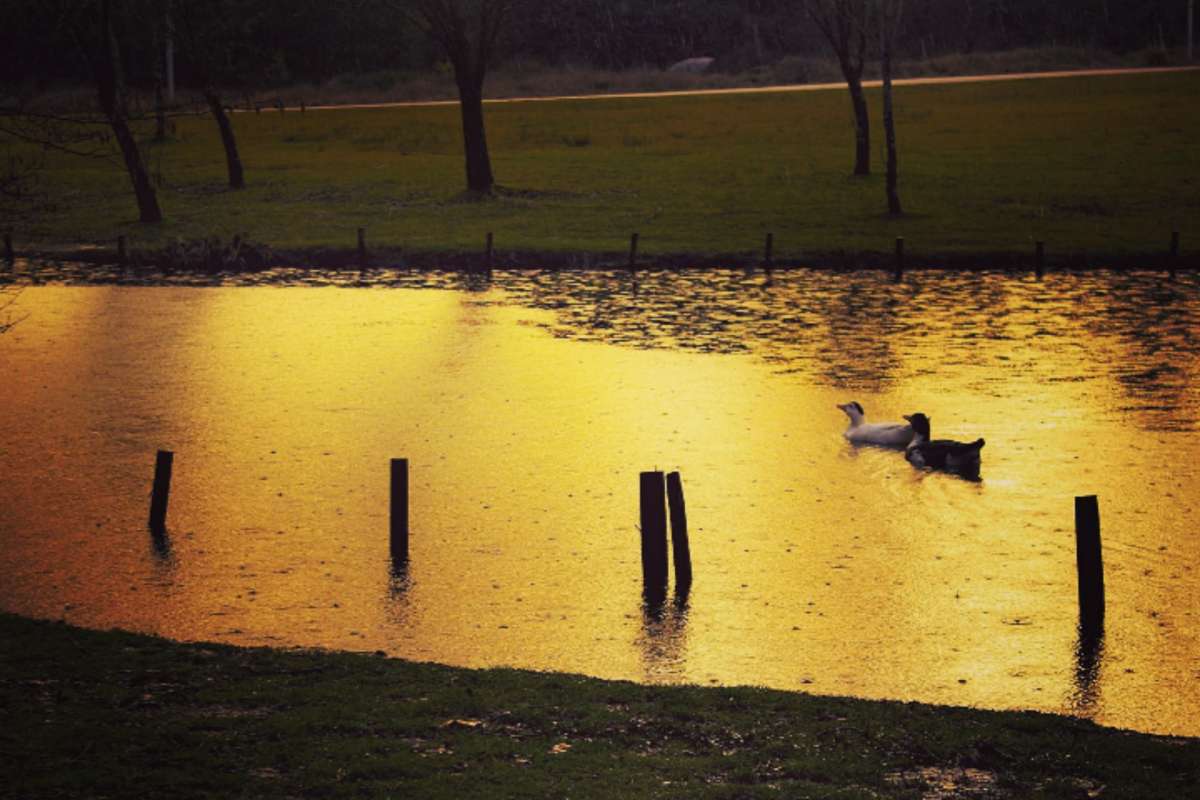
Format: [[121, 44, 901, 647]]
[[763, 232, 774, 268], [639, 471, 668, 598], [1035, 240, 1045, 278], [894, 236, 904, 280], [148, 450, 174, 532], [117, 235, 127, 268], [1170, 231, 1180, 278], [628, 232, 640, 270], [665, 471, 692, 589], [3, 232, 13, 264], [357, 227, 367, 267], [390, 458, 409, 562], [484, 232, 494, 271], [1074, 495, 1104, 631]]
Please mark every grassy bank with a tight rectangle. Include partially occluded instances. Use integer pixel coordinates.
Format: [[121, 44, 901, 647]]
[[5, 69, 1199, 268], [2, 613, 1197, 799]]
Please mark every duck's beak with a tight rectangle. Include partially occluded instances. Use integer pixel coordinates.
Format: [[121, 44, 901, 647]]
[[902, 415, 912, 422]]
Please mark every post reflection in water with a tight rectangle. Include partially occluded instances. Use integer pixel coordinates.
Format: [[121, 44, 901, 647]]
[[385, 559, 414, 628], [1070, 624, 1106, 718], [1, 269, 1198, 737], [637, 588, 692, 683], [150, 526, 173, 563]]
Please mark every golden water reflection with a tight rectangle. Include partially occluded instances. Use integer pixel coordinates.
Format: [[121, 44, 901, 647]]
[[0, 270, 1197, 737]]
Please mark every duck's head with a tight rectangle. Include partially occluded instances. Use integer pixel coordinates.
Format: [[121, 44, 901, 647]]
[[837, 401, 866, 421], [903, 412, 931, 439]]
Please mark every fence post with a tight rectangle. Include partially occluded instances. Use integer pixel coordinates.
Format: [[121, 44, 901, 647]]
[[893, 237, 905, 280], [357, 227, 367, 267], [391, 458, 409, 563], [3, 232, 13, 264], [1074, 495, 1104, 632], [763, 232, 774, 268], [117, 235, 127, 268], [628, 233, 640, 270], [1035, 240, 1045, 278], [639, 471, 668, 600], [149, 450, 174, 532], [665, 471, 692, 590]]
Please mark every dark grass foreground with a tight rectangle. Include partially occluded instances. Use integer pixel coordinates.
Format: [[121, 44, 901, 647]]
[[2, 615, 1197, 798]]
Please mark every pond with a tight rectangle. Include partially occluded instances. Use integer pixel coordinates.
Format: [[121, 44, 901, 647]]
[[1, 267, 1197, 737]]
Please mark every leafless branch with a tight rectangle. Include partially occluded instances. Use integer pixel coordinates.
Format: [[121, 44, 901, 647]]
[[0, 287, 27, 335]]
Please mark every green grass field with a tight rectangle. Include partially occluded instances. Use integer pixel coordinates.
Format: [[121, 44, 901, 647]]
[[3, 613, 1197, 799], [7, 70, 1200, 266]]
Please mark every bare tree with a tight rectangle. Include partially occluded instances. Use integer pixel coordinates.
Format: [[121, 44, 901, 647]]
[[407, 0, 513, 193], [804, 0, 872, 176], [73, 0, 164, 222], [174, 0, 253, 190], [877, 0, 902, 215]]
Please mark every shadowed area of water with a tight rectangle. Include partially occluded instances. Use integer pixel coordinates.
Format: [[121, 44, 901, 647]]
[[1, 266, 1197, 736]]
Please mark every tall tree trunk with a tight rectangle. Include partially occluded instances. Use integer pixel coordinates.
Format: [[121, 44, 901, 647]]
[[152, 20, 167, 142], [94, 0, 162, 223], [880, 1, 902, 216], [456, 75, 494, 193], [154, 82, 167, 141], [205, 91, 245, 189], [842, 63, 871, 176], [807, 1, 871, 176], [109, 112, 162, 223]]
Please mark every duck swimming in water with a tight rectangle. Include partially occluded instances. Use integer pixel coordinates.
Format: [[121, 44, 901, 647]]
[[838, 401, 914, 447], [903, 412, 985, 476]]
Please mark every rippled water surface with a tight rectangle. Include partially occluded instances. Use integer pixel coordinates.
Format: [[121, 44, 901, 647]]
[[1, 267, 1197, 736]]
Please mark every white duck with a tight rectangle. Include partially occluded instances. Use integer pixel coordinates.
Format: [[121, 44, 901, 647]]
[[837, 401, 914, 447]]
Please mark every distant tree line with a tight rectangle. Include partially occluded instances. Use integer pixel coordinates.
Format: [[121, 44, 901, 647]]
[[1, 0, 1194, 223], [2, 0, 1193, 92]]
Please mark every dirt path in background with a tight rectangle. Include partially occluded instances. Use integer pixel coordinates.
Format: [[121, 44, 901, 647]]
[[280, 64, 1200, 112]]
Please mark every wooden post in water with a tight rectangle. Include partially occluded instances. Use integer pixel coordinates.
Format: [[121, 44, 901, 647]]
[[1170, 231, 1180, 278], [639, 471, 668, 598], [484, 232, 494, 271], [1035, 241, 1045, 278], [3, 232, 13, 264], [357, 227, 367, 267], [763, 232, 774, 268], [893, 236, 904, 280], [148, 450, 174, 532], [1074, 495, 1104, 631], [116, 235, 127, 267], [665, 471, 692, 589], [628, 232, 640, 270], [390, 458, 409, 562]]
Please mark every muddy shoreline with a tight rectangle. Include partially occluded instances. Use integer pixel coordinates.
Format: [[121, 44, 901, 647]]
[[5, 243, 1197, 276]]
